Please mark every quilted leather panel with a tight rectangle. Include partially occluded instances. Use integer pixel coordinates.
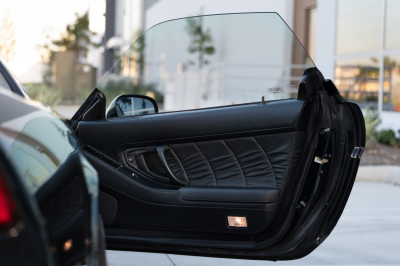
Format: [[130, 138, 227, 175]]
[[167, 132, 304, 189], [195, 140, 246, 187], [255, 132, 298, 188], [164, 148, 188, 184], [224, 137, 276, 188], [169, 143, 216, 186], [255, 132, 305, 189]]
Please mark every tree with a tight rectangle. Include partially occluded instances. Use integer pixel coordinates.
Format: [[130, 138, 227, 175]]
[[38, 13, 99, 63], [120, 30, 146, 82], [52, 12, 100, 61], [37, 12, 100, 86], [0, 11, 16, 63], [185, 16, 215, 69]]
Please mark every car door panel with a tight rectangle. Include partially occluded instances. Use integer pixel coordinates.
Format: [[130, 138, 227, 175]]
[[78, 99, 307, 161], [68, 12, 366, 260], [73, 66, 365, 260], [76, 96, 315, 247]]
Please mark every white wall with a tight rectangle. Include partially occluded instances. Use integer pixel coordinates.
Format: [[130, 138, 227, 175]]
[[145, 0, 294, 30], [315, 0, 336, 80], [378, 112, 400, 137]]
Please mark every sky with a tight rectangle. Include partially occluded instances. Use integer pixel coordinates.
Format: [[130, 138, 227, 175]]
[[0, 0, 104, 76]]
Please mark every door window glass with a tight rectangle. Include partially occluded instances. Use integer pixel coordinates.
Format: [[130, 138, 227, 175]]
[[97, 13, 315, 113]]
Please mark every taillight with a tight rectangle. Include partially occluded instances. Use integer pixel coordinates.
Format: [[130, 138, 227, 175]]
[[0, 170, 17, 229]]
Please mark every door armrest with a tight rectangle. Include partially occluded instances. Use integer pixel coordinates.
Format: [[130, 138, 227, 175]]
[[179, 187, 280, 203]]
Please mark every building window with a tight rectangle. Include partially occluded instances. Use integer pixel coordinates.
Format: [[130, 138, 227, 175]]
[[335, 58, 380, 110], [335, 0, 400, 113], [384, 56, 400, 111], [336, 0, 382, 54]]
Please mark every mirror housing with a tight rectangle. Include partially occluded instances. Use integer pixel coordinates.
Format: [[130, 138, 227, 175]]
[[106, 94, 158, 118]]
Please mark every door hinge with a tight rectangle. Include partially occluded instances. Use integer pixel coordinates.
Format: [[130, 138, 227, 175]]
[[350, 146, 365, 159]]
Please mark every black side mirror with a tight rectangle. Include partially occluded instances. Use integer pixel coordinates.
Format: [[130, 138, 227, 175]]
[[106, 94, 159, 118]]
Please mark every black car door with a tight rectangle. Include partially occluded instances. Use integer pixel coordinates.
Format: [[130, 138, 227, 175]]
[[72, 13, 365, 261]]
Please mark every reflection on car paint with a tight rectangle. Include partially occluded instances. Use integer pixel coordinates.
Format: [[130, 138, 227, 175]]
[[1, 116, 76, 194]]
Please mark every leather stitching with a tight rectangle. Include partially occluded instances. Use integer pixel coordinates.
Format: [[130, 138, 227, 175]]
[[222, 139, 247, 187], [193, 142, 218, 186], [253, 137, 277, 187]]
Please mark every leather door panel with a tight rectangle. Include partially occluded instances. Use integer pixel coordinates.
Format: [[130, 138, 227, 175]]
[[162, 132, 305, 189]]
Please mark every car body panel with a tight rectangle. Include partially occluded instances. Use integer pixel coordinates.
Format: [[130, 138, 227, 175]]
[[0, 88, 100, 265]]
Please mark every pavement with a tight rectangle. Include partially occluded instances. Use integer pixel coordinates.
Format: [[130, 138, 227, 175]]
[[106, 181, 400, 266]]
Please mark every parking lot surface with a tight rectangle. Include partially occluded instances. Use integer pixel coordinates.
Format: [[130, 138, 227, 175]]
[[107, 182, 400, 266]]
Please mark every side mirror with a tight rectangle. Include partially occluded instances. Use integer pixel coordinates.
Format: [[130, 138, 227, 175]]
[[106, 94, 158, 118]]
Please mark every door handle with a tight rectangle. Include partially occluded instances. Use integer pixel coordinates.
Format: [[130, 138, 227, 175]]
[[132, 150, 150, 172], [125, 149, 150, 171], [125, 149, 171, 184], [157, 145, 189, 186]]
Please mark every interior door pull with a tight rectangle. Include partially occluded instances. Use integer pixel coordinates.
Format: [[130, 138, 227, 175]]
[[133, 150, 150, 172], [157, 145, 189, 186]]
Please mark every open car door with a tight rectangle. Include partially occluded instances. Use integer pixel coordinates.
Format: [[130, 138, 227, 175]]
[[71, 13, 365, 261]]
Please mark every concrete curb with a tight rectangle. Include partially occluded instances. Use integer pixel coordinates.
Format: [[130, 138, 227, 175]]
[[356, 165, 400, 184]]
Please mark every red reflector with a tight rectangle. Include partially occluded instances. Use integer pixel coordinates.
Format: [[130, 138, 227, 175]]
[[0, 171, 17, 227]]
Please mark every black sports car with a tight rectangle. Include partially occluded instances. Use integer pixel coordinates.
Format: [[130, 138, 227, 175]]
[[0, 12, 365, 264]]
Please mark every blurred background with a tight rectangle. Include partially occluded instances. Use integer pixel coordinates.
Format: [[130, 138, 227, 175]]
[[0, 1, 399, 265], [1, 0, 399, 164]]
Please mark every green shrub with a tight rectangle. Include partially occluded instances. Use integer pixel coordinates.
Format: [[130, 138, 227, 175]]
[[363, 107, 380, 147], [377, 129, 400, 147], [25, 84, 63, 107]]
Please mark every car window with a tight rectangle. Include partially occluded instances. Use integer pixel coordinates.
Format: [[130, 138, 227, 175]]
[[6, 117, 76, 194], [0, 70, 11, 91], [97, 13, 314, 113]]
